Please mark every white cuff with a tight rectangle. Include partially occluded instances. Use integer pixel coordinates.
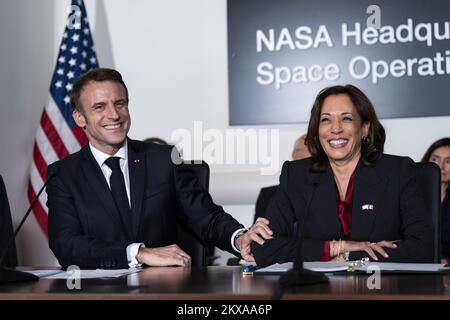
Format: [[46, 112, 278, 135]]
[[126, 243, 145, 268], [231, 228, 247, 253]]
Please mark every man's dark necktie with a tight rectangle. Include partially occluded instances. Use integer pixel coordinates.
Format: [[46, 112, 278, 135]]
[[104, 157, 132, 239]]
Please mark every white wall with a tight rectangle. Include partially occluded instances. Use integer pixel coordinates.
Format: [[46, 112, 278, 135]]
[[0, 0, 449, 266], [0, 0, 56, 265]]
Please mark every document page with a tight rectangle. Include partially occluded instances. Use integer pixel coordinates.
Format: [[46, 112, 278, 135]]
[[29, 267, 142, 279], [252, 262, 449, 274], [357, 262, 447, 273]]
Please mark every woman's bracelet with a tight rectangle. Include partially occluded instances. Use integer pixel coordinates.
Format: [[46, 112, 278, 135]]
[[331, 240, 336, 257]]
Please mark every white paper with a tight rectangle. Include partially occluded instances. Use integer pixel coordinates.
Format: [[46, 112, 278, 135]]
[[304, 261, 350, 272], [357, 262, 447, 272], [253, 261, 449, 274], [254, 262, 293, 273], [29, 267, 141, 279], [254, 261, 348, 273], [27, 270, 67, 278]]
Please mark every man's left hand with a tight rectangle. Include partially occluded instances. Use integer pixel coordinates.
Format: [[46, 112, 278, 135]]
[[235, 217, 273, 262]]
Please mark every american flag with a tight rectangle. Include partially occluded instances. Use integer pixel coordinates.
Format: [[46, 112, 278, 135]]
[[29, 0, 98, 235]]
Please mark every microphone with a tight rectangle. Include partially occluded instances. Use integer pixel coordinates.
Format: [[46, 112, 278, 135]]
[[0, 165, 60, 283], [276, 176, 328, 295]]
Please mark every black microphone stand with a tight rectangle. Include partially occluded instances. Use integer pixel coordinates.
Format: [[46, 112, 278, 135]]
[[274, 179, 328, 299], [0, 167, 59, 283]]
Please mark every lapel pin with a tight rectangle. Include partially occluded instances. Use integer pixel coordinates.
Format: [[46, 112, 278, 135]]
[[362, 204, 374, 210], [133, 159, 140, 164]]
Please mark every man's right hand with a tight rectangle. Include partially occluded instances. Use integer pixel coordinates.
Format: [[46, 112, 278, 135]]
[[136, 244, 191, 266], [236, 217, 273, 262]]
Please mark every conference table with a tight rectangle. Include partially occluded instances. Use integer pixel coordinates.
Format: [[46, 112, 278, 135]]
[[0, 266, 450, 300]]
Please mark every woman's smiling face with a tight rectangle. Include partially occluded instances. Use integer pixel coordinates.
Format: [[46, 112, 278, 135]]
[[318, 94, 369, 165]]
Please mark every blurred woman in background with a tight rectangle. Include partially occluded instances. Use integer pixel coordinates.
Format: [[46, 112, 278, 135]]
[[422, 138, 450, 263]]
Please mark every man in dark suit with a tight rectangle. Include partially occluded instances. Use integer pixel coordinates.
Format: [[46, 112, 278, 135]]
[[254, 134, 310, 221], [47, 68, 272, 268], [0, 175, 18, 267]]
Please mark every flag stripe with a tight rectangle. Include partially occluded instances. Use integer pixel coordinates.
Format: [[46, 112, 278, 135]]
[[29, 162, 48, 208], [72, 126, 89, 146], [27, 180, 48, 235], [35, 125, 59, 165], [29, 0, 98, 236], [40, 110, 70, 159], [32, 142, 48, 182], [45, 97, 81, 154]]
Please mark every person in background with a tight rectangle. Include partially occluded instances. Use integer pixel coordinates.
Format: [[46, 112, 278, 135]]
[[47, 68, 273, 268], [422, 137, 450, 264], [143, 137, 168, 145], [254, 134, 311, 222], [291, 134, 311, 161], [252, 84, 434, 266]]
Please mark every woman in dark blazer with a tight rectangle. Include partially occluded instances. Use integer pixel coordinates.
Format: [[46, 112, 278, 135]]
[[252, 85, 434, 266], [422, 137, 450, 263]]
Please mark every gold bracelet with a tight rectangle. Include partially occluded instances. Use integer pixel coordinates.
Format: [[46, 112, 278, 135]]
[[331, 240, 336, 257]]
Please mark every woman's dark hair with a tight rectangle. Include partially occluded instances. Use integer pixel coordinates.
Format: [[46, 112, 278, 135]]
[[70, 68, 129, 113], [305, 84, 386, 172], [421, 137, 450, 162]]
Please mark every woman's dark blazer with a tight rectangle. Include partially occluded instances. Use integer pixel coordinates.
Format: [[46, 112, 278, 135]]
[[252, 154, 434, 266]]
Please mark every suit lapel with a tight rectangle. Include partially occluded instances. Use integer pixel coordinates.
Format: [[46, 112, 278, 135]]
[[81, 146, 126, 235], [302, 166, 341, 237], [128, 140, 146, 241], [351, 162, 388, 240]]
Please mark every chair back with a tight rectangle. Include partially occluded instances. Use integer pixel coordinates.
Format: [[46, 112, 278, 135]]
[[415, 162, 441, 263], [176, 161, 210, 267]]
